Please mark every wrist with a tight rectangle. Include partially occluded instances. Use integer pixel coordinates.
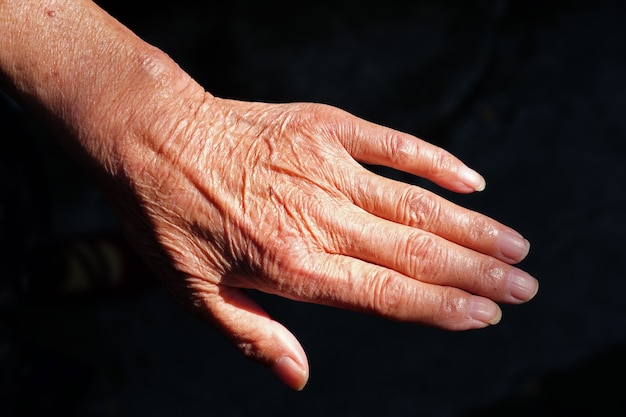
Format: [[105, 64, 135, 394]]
[[0, 0, 207, 177]]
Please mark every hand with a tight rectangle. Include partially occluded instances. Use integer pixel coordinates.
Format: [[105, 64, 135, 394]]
[[0, 0, 537, 391], [108, 95, 537, 390]]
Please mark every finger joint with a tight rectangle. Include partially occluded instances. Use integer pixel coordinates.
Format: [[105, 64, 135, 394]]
[[404, 233, 445, 280], [368, 272, 406, 316]]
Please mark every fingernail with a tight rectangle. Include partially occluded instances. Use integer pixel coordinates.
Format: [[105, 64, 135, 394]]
[[458, 165, 486, 192], [498, 228, 531, 263], [508, 269, 539, 302], [469, 297, 502, 325], [272, 356, 308, 391]]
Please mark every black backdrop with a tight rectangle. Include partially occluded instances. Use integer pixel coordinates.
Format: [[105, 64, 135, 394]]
[[2, 0, 626, 416]]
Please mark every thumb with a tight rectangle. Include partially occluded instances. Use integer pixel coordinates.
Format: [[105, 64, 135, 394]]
[[194, 286, 309, 390]]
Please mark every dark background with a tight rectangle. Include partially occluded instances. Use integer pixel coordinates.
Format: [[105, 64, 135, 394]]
[[2, 0, 626, 415]]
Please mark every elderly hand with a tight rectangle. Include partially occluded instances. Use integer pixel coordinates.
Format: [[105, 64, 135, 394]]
[[0, 0, 537, 391], [110, 95, 537, 390]]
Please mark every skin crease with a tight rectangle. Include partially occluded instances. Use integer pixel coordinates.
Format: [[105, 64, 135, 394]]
[[0, 0, 538, 391]]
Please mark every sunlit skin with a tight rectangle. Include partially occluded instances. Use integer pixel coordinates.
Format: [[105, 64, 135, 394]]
[[0, 0, 538, 390]]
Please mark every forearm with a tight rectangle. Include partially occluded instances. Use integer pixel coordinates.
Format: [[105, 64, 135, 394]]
[[0, 0, 203, 175]]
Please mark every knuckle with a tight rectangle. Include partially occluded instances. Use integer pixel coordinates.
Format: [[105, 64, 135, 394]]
[[265, 242, 318, 289], [299, 103, 344, 136], [404, 190, 439, 229], [464, 213, 498, 244], [236, 336, 262, 360], [234, 329, 274, 366], [384, 132, 415, 166], [369, 272, 406, 316], [428, 150, 455, 176], [437, 287, 469, 320], [478, 257, 507, 294], [404, 233, 445, 279]]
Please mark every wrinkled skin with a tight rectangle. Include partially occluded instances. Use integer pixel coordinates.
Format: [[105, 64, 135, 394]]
[[110, 94, 537, 390], [0, 0, 537, 391]]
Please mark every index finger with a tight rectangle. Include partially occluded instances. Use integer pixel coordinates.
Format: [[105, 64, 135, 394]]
[[341, 114, 486, 193]]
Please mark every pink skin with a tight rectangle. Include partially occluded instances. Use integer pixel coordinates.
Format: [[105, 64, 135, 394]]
[[0, 0, 537, 391]]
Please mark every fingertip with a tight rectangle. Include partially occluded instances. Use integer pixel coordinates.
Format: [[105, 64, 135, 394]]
[[475, 177, 487, 192], [508, 268, 539, 303], [457, 165, 486, 192], [498, 228, 531, 264], [469, 297, 502, 326], [272, 355, 310, 391]]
